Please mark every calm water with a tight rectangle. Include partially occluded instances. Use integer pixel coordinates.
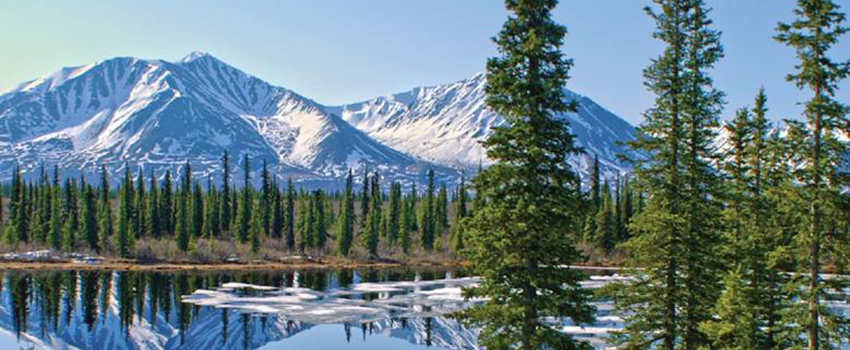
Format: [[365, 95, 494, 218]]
[[0, 268, 483, 350]]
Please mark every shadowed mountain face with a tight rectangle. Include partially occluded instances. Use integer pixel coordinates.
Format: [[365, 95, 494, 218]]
[[0, 269, 479, 350], [0, 53, 636, 187]]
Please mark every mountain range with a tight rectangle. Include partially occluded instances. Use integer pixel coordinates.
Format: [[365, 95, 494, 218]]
[[0, 52, 636, 187]]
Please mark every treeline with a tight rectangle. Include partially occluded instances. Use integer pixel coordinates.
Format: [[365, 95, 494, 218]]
[[0, 151, 474, 259]]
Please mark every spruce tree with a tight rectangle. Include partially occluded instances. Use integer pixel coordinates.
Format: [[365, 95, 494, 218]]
[[220, 150, 231, 235], [420, 169, 435, 250], [236, 155, 251, 244], [62, 179, 79, 251], [81, 184, 98, 252], [98, 165, 113, 253], [49, 186, 62, 251], [271, 180, 282, 239], [147, 169, 161, 239], [250, 205, 261, 254], [176, 163, 192, 252], [776, 1, 850, 349], [436, 183, 448, 234], [361, 174, 380, 257], [285, 178, 295, 250], [360, 166, 369, 231], [590, 154, 600, 209], [192, 181, 203, 239], [298, 195, 313, 254], [161, 170, 173, 235], [261, 159, 272, 236], [387, 182, 401, 246], [336, 169, 354, 257], [312, 190, 327, 253], [135, 168, 146, 239], [612, 1, 724, 349], [459, 1, 593, 348], [117, 166, 134, 257], [594, 180, 615, 253]]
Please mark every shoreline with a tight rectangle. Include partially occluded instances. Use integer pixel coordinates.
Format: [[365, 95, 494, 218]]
[[0, 258, 467, 271]]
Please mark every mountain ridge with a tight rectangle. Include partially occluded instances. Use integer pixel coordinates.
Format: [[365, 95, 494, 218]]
[[0, 53, 636, 187]]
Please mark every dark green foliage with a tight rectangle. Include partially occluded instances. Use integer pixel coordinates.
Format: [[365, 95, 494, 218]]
[[81, 185, 98, 252], [612, 1, 725, 350], [285, 178, 295, 250], [98, 166, 113, 253], [250, 204, 261, 254], [336, 170, 354, 257], [458, 1, 594, 349], [360, 173, 380, 257], [775, 1, 850, 348], [236, 155, 251, 244], [135, 169, 146, 239], [436, 183, 448, 234], [117, 166, 135, 257], [298, 195, 313, 254], [271, 180, 282, 239], [176, 163, 191, 252], [220, 150, 231, 235], [147, 169, 161, 239], [420, 169, 435, 251], [161, 170, 174, 235], [312, 190, 327, 251], [594, 180, 616, 253]]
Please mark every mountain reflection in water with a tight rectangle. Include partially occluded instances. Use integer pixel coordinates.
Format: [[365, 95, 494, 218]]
[[0, 268, 478, 350]]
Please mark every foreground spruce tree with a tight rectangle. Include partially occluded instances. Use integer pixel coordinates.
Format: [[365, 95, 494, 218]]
[[609, 1, 725, 350], [459, 1, 593, 349], [775, 1, 850, 348]]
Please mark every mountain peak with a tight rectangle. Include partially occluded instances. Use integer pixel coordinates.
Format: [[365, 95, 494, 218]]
[[180, 51, 213, 63]]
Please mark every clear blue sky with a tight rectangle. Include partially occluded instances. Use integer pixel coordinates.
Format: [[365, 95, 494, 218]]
[[1, 0, 848, 125]]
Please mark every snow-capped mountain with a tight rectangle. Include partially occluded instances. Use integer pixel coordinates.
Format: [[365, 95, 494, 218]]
[[0, 53, 441, 186], [329, 72, 637, 179], [0, 53, 636, 186]]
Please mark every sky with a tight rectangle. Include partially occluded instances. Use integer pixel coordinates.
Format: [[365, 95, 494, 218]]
[[1, 0, 849, 125]]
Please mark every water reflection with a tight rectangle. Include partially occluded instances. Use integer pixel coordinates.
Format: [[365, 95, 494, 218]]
[[0, 268, 476, 350]]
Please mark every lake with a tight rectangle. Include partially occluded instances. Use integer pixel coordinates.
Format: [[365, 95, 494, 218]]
[[0, 268, 624, 350]]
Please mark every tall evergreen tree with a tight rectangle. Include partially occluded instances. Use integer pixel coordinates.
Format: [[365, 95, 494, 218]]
[[98, 165, 113, 253], [595, 180, 616, 253], [81, 184, 98, 252], [361, 174, 380, 257], [776, 1, 850, 349], [312, 190, 327, 252], [336, 170, 355, 257], [285, 178, 295, 250], [436, 183, 448, 233], [250, 204, 262, 254], [192, 181, 203, 239], [612, 1, 724, 349], [260, 159, 271, 237], [386, 182, 401, 246], [271, 180, 282, 239], [135, 168, 147, 239], [236, 155, 251, 244], [298, 195, 313, 254], [360, 165, 370, 231], [147, 169, 161, 239], [62, 179, 80, 251], [220, 150, 231, 235], [591, 154, 601, 209], [117, 166, 135, 257], [459, 1, 593, 349], [420, 169, 435, 251], [49, 186, 62, 251], [176, 163, 192, 252], [161, 170, 174, 235]]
